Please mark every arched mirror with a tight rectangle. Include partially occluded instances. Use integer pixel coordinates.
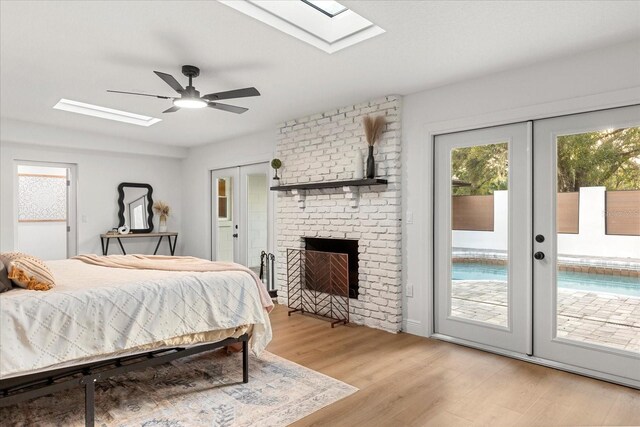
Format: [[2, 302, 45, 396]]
[[117, 183, 154, 233]]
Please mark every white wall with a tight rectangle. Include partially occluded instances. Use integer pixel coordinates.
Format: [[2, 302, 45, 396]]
[[402, 39, 640, 336], [180, 130, 276, 260], [1, 138, 184, 256]]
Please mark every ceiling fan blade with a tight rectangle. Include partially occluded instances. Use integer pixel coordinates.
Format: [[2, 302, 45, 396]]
[[207, 102, 248, 114], [203, 87, 260, 101], [163, 105, 181, 113], [107, 90, 171, 99], [153, 71, 185, 94]]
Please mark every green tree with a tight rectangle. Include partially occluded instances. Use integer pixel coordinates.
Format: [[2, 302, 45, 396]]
[[452, 143, 508, 196], [451, 127, 640, 195], [557, 127, 640, 192]]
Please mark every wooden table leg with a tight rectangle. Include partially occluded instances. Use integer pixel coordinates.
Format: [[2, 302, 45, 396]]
[[100, 237, 106, 256]]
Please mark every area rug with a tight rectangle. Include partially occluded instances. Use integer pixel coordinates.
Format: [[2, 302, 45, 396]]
[[1, 351, 357, 426]]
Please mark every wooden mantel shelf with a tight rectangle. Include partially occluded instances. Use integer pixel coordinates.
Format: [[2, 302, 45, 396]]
[[270, 178, 388, 209], [270, 178, 387, 191]]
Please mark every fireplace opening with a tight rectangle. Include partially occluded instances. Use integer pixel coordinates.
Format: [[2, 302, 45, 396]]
[[304, 237, 359, 299]]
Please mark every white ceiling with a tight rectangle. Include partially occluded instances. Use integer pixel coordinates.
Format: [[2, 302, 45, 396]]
[[1, 1, 639, 148]]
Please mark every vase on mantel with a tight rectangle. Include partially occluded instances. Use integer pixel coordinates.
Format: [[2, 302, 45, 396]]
[[159, 215, 168, 232], [366, 145, 375, 179]]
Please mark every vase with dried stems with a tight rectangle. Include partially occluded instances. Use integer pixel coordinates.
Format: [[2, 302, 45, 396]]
[[153, 201, 170, 232], [362, 115, 386, 179]]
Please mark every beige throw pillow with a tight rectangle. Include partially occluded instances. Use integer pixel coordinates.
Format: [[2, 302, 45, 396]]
[[0, 252, 55, 291]]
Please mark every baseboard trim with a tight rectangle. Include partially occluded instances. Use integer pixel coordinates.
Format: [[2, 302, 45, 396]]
[[402, 319, 422, 335]]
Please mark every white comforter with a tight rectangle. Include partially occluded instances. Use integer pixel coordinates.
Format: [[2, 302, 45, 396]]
[[0, 259, 272, 379]]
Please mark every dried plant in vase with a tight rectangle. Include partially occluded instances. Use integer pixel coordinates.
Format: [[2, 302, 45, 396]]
[[362, 115, 386, 178], [153, 201, 170, 232]]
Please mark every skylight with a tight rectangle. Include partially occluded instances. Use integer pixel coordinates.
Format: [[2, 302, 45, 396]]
[[301, 0, 348, 18], [219, 0, 385, 54], [53, 99, 162, 127]]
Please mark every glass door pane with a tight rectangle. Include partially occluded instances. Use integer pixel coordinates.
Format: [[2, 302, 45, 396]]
[[555, 127, 640, 352], [451, 142, 509, 327]]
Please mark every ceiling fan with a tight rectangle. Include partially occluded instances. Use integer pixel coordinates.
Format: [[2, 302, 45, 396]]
[[108, 65, 260, 114]]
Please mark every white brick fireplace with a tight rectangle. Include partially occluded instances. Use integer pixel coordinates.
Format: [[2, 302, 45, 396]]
[[275, 96, 403, 332]]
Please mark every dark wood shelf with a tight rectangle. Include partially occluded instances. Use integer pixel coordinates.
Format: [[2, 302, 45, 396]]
[[270, 178, 388, 191]]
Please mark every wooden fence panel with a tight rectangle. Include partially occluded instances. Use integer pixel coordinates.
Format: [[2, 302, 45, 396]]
[[606, 190, 640, 236], [452, 195, 494, 231], [557, 192, 579, 234]]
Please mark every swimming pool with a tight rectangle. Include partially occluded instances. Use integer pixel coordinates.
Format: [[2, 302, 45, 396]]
[[452, 263, 640, 297]]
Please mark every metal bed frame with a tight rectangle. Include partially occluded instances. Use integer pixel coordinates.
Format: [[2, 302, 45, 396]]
[[0, 333, 249, 427]]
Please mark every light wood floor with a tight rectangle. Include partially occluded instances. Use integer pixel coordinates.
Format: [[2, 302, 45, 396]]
[[266, 305, 640, 427]]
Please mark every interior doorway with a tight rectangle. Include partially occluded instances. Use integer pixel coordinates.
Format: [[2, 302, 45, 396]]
[[15, 161, 77, 260], [211, 162, 272, 275]]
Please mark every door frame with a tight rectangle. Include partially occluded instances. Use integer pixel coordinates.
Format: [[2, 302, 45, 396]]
[[13, 160, 78, 258]]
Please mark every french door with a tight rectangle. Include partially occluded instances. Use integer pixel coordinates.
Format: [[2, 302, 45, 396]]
[[435, 123, 532, 355], [435, 106, 640, 387], [533, 106, 640, 386], [211, 163, 271, 273]]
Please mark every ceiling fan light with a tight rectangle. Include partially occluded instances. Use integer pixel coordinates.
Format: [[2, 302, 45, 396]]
[[174, 98, 208, 109]]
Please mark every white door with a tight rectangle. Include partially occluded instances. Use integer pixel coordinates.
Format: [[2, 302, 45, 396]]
[[15, 162, 77, 260], [212, 167, 240, 263], [435, 123, 532, 354], [211, 163, 271, 272], [533, 106, 640, 387]]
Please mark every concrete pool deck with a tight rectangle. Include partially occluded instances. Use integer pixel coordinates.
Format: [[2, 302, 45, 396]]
[[451, 280, 640, 353]]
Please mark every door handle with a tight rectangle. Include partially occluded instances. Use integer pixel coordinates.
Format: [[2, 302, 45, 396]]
[[233, 233, 238, 238], [534, 251, 545, 260]]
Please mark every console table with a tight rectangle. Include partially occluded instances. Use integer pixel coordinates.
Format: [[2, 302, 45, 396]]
[[100, 232, 178, 256]]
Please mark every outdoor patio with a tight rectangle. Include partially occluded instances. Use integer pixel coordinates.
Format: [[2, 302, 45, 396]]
[[451, 280, 640, 353]]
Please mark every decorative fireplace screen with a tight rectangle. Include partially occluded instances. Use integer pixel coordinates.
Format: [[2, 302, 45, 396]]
[[287, 248, 349, 327]]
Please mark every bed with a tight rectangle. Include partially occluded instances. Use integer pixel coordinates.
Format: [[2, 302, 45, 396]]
[[0, 257, 273, 425]]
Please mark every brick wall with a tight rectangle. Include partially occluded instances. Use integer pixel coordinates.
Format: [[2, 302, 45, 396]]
[[275, 95, 403, 332]]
